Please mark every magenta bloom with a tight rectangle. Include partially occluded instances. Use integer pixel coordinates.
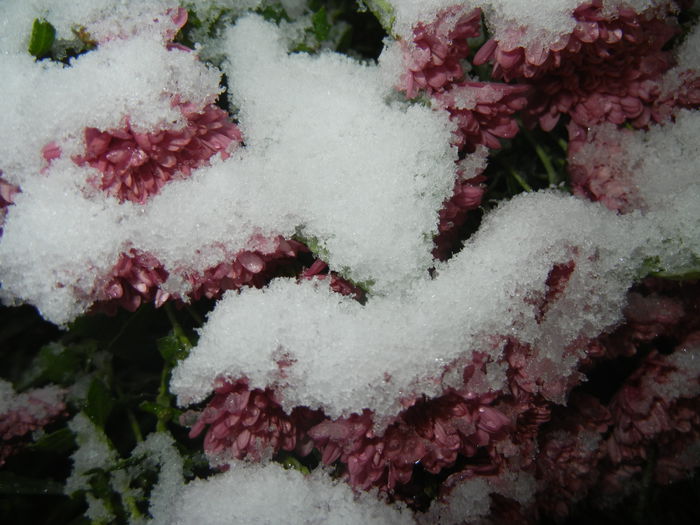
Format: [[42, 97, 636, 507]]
[[0, 173, 19, 236], [434, 81, 530, 151], [95, 249, 169, 314], [536, 394, 611, 518], [187, 379, 321, 464], [474, 1, 681, 138], [94, 237, 306, 313], [301, 259, 366, 301], [433, 173, 485, 260], [401, 6, 482, 98], [185, 237, 307, 301], [0, 383, 67, 466], [567, 126, 640, 212], [75, 103, 242, 204], [308, 392, 510, 491]]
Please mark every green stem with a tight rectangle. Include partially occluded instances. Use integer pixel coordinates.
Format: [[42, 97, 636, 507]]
[[164, 303, 191, 348], [185, 304, 204, 327], [521, 126, 558, 186], [126, 408, 144, 443], [363, 0, 396, 35], [557, 137, 568, 153], [155, 367, 171, 433], [122, 492, 143, 522], [115, 384, 144, 443], [508, 166, 533, 192]]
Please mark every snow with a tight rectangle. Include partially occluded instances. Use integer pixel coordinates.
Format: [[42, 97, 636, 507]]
[[0, 0, 180, 54], [0, 14, 458, 322], [389, 1, 680, 47], [171, 112, 700, 424], [153, 463, 415, 525], [132, 433, 185, 525], [65, 413, 125, 522]]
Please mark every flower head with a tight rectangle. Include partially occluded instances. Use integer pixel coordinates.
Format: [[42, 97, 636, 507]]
[[400, 7, 482, 98], [75, 103, 242, 204]]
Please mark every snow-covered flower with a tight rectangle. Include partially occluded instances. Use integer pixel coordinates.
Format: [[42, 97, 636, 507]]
[[74, 103, 242, 204], [400, 6, 482, 98]]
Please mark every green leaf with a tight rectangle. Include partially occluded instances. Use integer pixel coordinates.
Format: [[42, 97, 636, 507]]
[[311, 7, 331, 42], [257, 3, 290, 24], [0, 471, 63, 495], [139, 401, 181, 423], [30, 427, 75, 453], [85, 378, 114, 429], [157, 333, 189, 365], [278, 452, 311, 475], [361, 0, 396, 35], [28, 18, 56, 58]]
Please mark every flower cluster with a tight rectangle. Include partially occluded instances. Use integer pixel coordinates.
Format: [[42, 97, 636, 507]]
[[1, 1, 699, 524], [473, 0, 688, 142], [187, 379, 322, 463], [400, 6, 482, 98], [74, 103, 243, 204], [95, 236, 308, 313], [0, 382, 66, 466]]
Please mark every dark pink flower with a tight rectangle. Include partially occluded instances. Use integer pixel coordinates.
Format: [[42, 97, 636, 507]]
[[434, 81, 530, 151], [186, 237, 307, 301], [75, 103, 242, 204], [653, 69, 700, 121], [0, 382, 67, 466], [400, 6, 482, 98], [567, 126, 641, 212], [536, 393, 611, 518], [302, 259, 366, 301], [187, 378, 322, 464], [474, 1, 681, 138], [309, 392, 510, 491], [93, 249, 169, 314], [93, 237, 306, 313], [433, 173, 485, 260], [0, 173, 19, 236], [597, 334, 700, 494]]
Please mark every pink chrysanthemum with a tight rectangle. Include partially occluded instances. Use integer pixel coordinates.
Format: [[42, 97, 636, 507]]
[[599, 339, 700, 494], [433, 173, 485, 260], [0, 382, 67, 466], [401, 6, 482, 98], [93, 236, 306, 313], [0, 173, 19, 236], [74, 103, 242, 204], [302, 259, 366, 301], [473, 1, 681, 137], [567, 126, 641, 212], [185, 237, 307, 301], [187, 379, 321, 463], [536, 393, 611, 518], [653, 67, 700, 122], [309, 392, 510, 491], [434, 81, 530, 151], [95, 249, 169, 314]]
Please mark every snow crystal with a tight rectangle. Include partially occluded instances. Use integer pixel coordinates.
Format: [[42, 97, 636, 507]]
[[65, 413, 127, 522], [154, 463, 414, 525], [421, 476, 492, 525], [389, 1, 678, 48], [0, 33, 221, 185], [0, 0, 180, 54], [172, 108, 700, 423], [221, 15, 458, 292], [419, 470, 535, 524], [0, 13, 457, 321], [131, 433, 185, 525]]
